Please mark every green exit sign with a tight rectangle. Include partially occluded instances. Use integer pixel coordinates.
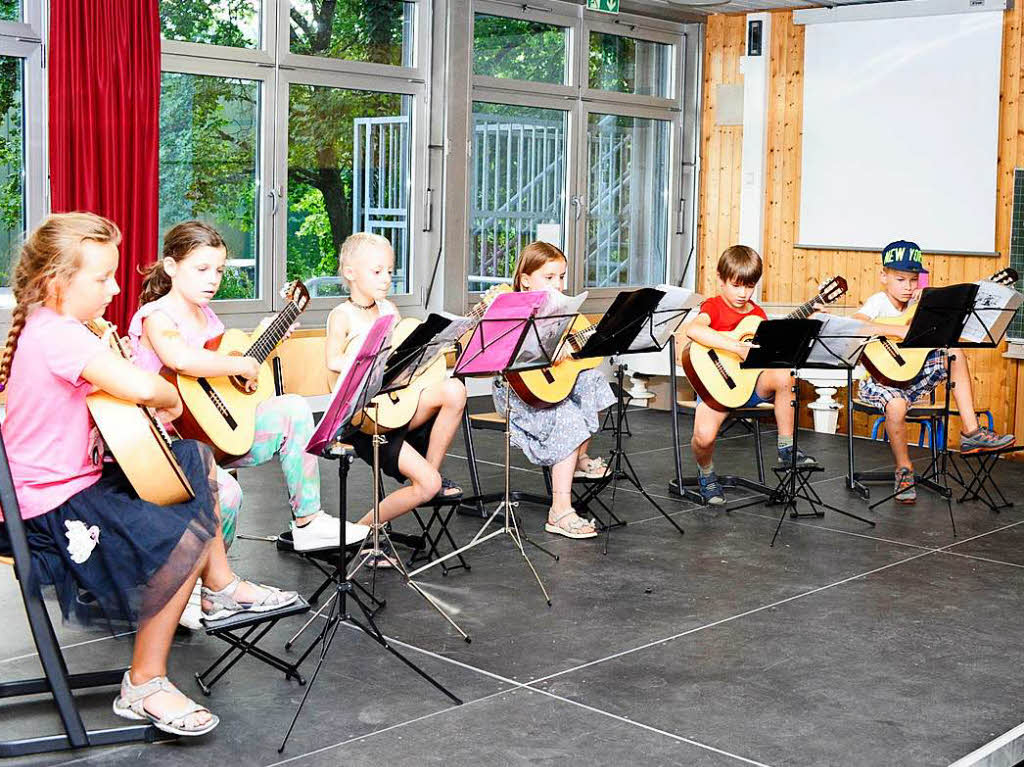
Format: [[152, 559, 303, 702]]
[[587, 0, 619, 13]]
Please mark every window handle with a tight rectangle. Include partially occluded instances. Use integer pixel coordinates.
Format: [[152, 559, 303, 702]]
[[571, 195, 584, 221], [268, 186, 284, 215]]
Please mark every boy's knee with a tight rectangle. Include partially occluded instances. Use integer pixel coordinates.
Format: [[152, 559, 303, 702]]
[[884, 398, 908, 418], [691, 427, 716, 451]]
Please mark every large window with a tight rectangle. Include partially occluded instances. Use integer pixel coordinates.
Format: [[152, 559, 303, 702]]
[[585, 113, 670, 288], [287, 86, 412, 297], [467, 8, 684, 297], [159, 72, 261, 300], [469, 102, 567, 292], [160, 0, 427, 313], [0, 54, 21, 287]]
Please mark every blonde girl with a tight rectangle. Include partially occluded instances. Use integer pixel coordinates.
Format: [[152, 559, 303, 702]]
[[495, 241, 616, 540], [324, 233, 466, 556], [0, 212, 295, 737]]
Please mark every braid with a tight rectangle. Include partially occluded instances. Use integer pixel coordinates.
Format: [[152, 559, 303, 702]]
[[0, 302, 27, 390]]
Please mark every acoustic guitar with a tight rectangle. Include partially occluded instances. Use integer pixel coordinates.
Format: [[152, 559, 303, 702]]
[[680, 277, 849, 412], [347, 284, 512, 434], [506, 314, 603, 409], [860, 268, 1019, 386], [170, 281, 311, 459], [85, 319, 195, 506]]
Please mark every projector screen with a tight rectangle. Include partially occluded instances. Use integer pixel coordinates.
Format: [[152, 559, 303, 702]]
[[798, 13, 1003, 254]]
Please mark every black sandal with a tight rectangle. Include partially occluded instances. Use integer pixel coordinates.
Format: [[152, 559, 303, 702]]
[[431, 476, 463, 502]]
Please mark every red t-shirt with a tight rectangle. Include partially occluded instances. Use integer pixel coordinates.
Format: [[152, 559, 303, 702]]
[[700, 295, 767, 332]]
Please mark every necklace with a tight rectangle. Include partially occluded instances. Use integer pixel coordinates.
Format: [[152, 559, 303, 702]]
[[347, 297, 377, 311]]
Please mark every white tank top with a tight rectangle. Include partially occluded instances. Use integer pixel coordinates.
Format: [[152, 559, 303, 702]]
[[328, 297, 397, 351]]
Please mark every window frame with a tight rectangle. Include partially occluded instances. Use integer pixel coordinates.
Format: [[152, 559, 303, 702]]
[[158, 0, 434, 328], [456, 0, 696, 310], [159, 54, 274, 315], [274, 66, 429, 317], [0, 3, 47, 309], [582, 15, 681, 110], [573, 100, 680, 301]]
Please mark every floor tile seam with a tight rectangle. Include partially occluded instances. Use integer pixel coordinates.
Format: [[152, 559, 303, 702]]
[[520, 547, 939, 687], [339, 630, 774, 767], [527, 686, 776, 767], [935, 518, 1024, 552], [262, 688, 516, 767], [938, 549, 1024, 570], [0, 629, 136, 666]]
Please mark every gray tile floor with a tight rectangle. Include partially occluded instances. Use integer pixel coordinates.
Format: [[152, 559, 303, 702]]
[[2, 401, 1023, 766]]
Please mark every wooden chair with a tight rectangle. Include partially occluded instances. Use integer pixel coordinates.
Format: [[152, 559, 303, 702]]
[[0, 436, 174, 757]]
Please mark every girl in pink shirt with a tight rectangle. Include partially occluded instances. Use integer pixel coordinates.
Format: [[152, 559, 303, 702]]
[[0, 212, 296, 737]]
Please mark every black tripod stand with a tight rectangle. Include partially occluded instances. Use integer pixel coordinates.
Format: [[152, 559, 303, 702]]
[[724, 318, 875, 545], [278, 315, 460, 754], [569, 286, 697, 550]]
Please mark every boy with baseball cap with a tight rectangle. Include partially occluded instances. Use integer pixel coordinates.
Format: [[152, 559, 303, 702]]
[[852, 240, 1014, 504]]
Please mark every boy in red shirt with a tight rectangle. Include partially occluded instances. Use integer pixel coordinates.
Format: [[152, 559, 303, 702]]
[[682, 245, 815, 504]]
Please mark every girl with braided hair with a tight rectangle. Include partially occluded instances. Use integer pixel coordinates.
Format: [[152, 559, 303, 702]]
[[0, 212, 297, 737]]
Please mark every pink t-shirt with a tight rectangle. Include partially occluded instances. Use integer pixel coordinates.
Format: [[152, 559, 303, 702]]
[[127, 295, 224, 373], [1, 308, 108, 520]]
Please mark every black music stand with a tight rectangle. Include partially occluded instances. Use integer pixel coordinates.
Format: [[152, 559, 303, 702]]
[[278, 316, 460, 754], [725, 319, 876, 544], [864, 284, 1018, 534], [406, 290, 576, 605], [570, 287, 697, 550]]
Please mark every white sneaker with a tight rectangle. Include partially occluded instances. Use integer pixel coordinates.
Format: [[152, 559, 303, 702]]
[[178, 580, 203, 631], [290, 512, 341, 552]]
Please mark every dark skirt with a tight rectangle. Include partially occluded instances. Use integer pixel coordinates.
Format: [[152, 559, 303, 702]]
[[345, 420, 433, 482], [0, 439, 219, 629]]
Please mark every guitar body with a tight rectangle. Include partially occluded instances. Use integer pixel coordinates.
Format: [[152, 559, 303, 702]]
[[172, 328, 275, 459], [351, 317, 448, 434], [860, 269, 1020, 386], [86, 392, 195, 506], [859, 307, 932, 386], [679, 314, 765, 412], [506, 315, 604, 409], [83, 319, 194, 506]]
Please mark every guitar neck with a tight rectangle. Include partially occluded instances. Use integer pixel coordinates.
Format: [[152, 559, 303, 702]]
[[245, 302, 302, 363], [785, 295, 823, 320]]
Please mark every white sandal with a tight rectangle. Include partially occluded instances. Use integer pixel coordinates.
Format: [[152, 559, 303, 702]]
[[201, 575, 299, 622], [574, 456, 610, 479], [545, 509, 599, 539], [113, 671, 219, 737]]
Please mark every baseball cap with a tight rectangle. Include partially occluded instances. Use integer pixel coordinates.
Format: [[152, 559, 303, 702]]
[[881, 240, 928, 273]]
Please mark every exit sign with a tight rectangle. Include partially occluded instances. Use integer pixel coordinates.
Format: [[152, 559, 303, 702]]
[[587, 0, 619, 13]]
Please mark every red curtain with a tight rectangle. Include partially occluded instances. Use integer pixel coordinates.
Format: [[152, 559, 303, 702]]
[[49, 0, 160, 331]]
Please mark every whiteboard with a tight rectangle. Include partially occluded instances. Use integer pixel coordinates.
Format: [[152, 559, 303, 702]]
[[798, 13, 1003, 254]]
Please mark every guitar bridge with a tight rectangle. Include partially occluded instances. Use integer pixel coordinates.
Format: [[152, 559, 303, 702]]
[[881, 338, 906, 366], [198, 378, 239, 430], [708, 350, 736, 389]]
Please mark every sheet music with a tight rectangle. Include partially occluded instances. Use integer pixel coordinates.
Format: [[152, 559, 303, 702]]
[[804, 315, 872, 367], [961, 280, 1023, 344], [513, 289, 586, 368], [636, 285, 702, 351]]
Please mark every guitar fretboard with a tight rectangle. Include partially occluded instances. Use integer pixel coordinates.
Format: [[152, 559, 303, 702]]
[[245, 301, 303, 362]]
